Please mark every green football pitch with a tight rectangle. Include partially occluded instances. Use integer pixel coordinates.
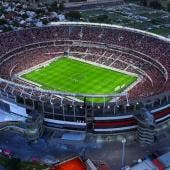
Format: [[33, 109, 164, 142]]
[[21, 57, 137, 101]]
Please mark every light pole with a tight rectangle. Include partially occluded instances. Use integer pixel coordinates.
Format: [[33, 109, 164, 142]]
[[121, 138, 126, 170]]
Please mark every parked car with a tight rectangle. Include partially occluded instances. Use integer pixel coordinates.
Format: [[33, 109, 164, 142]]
[[3, 149, 12, 157]]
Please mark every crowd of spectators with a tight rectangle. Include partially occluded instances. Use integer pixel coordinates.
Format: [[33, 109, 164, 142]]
[[0, 23, 169, 103]]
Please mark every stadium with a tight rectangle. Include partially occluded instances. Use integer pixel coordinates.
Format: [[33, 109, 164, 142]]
[[0, 22, 170, 134]]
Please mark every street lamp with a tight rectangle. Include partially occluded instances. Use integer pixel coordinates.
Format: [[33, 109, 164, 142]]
[[121, 138, 126, 170]]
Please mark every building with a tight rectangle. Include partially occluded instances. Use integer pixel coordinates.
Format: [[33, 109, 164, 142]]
[[131, 151, 170, 170]]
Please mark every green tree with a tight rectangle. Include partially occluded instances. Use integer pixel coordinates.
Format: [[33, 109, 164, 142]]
[[66, 11, 82, 21], [167, 2, 170, 12], [149, 1, 162, 9], [58, 2, 64, 11], [0, 19, 7, 25], [140, 0, 147, 6], [3, 26, 13, 32], [97, 14, 109, 23], [6, 158, 21, 170], [48, 1, 65, 12]]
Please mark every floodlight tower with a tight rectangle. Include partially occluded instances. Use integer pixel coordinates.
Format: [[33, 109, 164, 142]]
[[125, 92, 130, 107], [121, 138, 126, 170]]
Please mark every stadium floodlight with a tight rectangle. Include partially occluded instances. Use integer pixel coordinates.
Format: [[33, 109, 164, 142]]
[[60, 97, 64, 107], [121, 138, 126, 170], [67, 48, 70, 56], [126, 93, 130, 107], [91, 98, 94, 107], [103, 97, 106, 108], [50, 99, 53, 105], [72, 99, 76, 116], [115, 99, 119, 108], [62, 104, 65, 114]]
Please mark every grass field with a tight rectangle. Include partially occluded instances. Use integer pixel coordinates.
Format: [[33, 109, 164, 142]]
[[0, 155, 48, 170], [21, 57, 137, 102]]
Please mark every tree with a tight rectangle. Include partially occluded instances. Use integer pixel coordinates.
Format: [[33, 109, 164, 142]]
[[6, 158, 21, 170], [140, 0, 147, 6], [58, 2, 64, 12], [48, 1, 65, 12], [97, 14, 110, 23], [3, 26, 13, 32], [0, 19, 7, 25], [66, 11, 82, 21], [149, 1, 162, 9], [35, 8, 46, 15], [167, 2, 170, 12]]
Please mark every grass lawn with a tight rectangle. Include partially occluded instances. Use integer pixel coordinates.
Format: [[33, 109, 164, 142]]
[[0, 155, 48, 170], [21, 57, 137, 102]]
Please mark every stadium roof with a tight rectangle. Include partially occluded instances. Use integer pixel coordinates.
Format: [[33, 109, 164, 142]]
[[50, 157, 87, 170]]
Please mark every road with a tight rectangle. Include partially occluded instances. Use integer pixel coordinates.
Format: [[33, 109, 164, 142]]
[[0, 126, 170, 169]]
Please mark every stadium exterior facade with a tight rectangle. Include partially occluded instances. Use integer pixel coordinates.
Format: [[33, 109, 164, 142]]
[[0, 22, 170, 134]]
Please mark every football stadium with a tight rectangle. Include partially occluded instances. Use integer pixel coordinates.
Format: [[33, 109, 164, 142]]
[[0, 22, 170, 134]]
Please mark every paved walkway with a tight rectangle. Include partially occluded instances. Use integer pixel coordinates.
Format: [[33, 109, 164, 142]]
[[0, 125, 170, 169]]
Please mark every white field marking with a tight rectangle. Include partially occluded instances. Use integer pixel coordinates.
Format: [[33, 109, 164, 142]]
[[46, 48, 161, 87], [17, 56, 62, 77], [69, 40, 167, 80], [67, 56, 142, 99], [16, 55, 141, 102], [68, 55, 139, 77], [68, 96, 83, 102], [16, 56, 84, 102], [17, 78, 42, 87], [16, 56, 63, 88]]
